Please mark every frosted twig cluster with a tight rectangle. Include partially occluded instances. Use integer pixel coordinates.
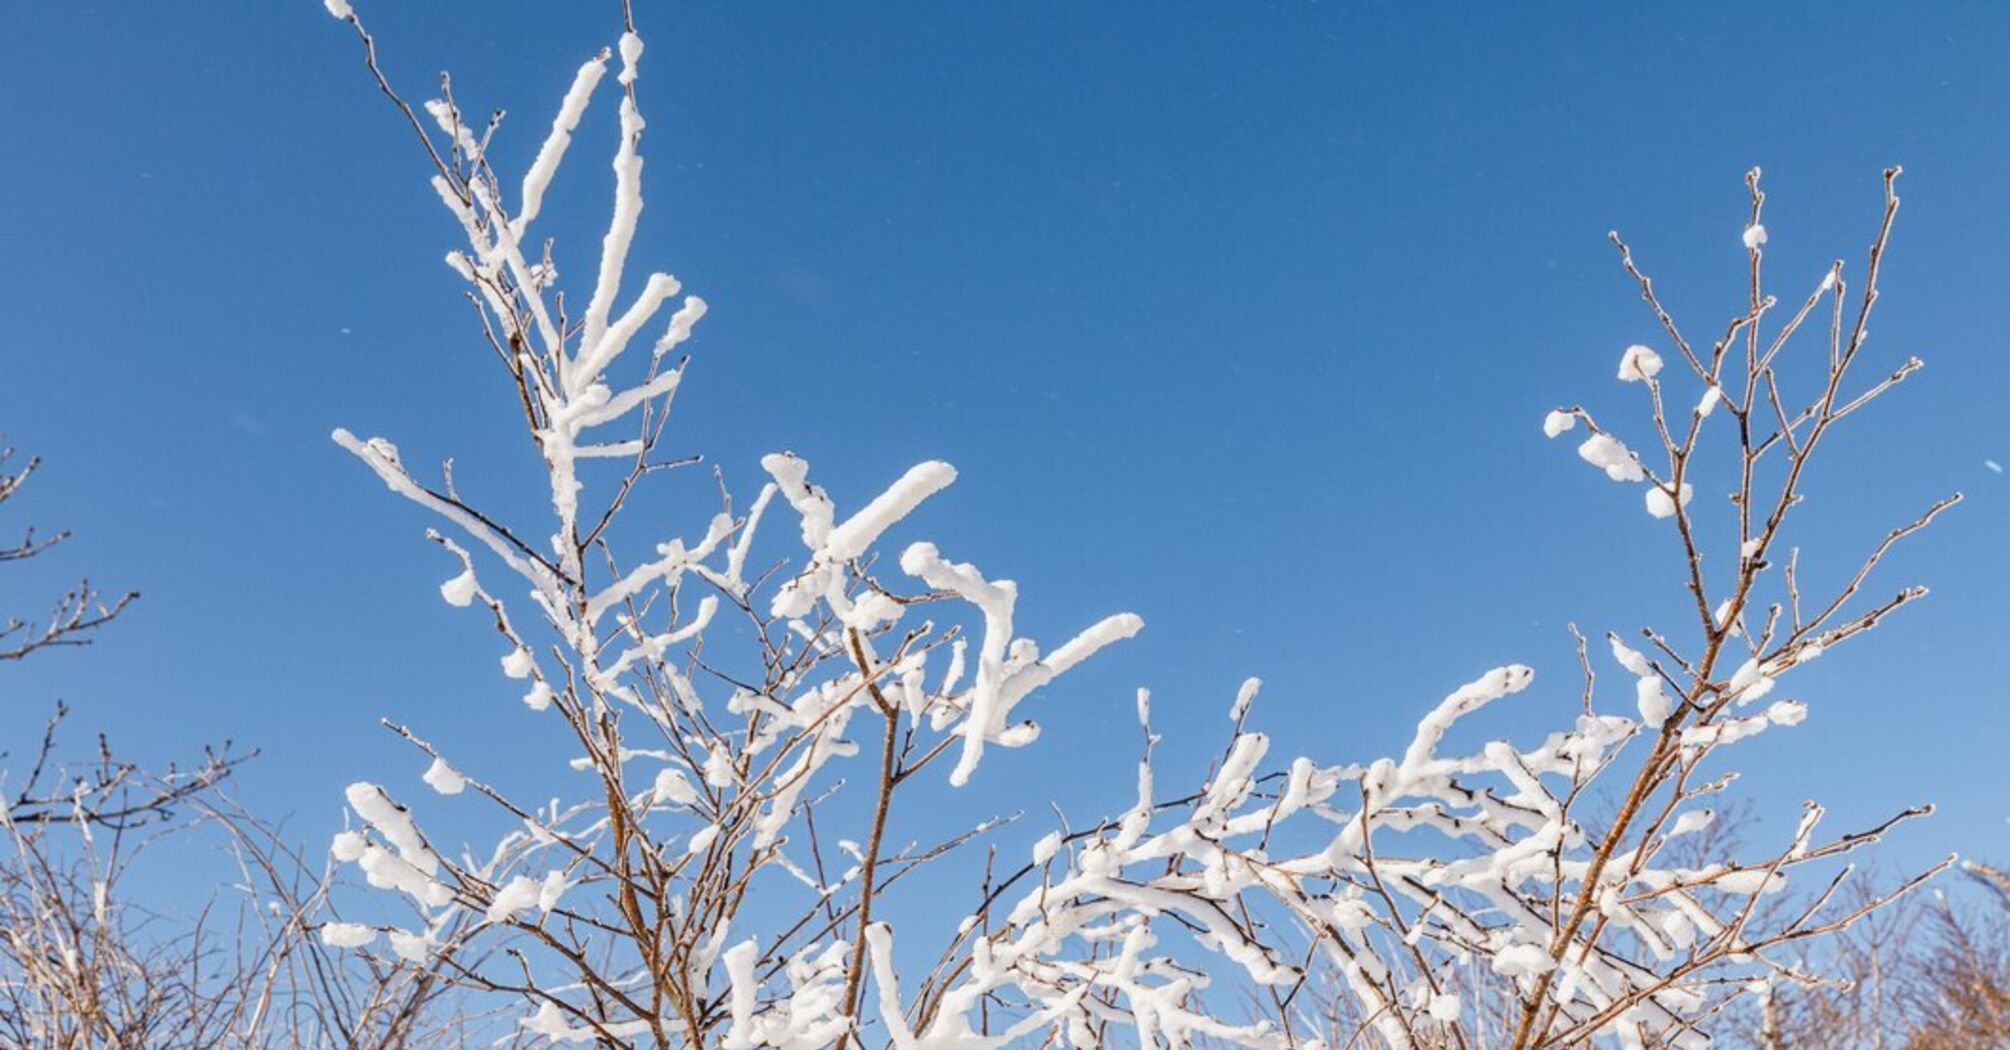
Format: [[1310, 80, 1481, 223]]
[[319, 6, 1952, 1047]]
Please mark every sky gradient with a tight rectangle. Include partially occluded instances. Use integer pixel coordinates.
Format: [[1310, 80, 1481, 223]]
[[3, 2, 2005, 887]]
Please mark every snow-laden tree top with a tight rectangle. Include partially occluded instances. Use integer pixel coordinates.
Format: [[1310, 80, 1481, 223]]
[[316, 5, 1953, 1047]]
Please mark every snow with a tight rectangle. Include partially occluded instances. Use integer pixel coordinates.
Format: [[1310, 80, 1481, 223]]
[[357, 844, 450, 907], [320, 922, 375, 948], [763, 453, 834, 557], [322, 0, 353, 19], [388, 929, 432, 961], [656, 296, 708, 356], [422, 756, 467, 795], [1617, 344, 1663, 382], [578, 36, 648, 359], [1671, 809, 1715, 837], [1044, 613, 1145, 675], [1644, 481, 1692, 519], [344, 783, 436, 876], [520, 1003, 572, 1042], [1728, 659, 1775, 703], [574, 273, 680, 392], [1609, 636, 1654, 678], [539, 870, 570, 912], [1742, 223, 1768, 250], [899, 539, 1142, 787], [485, 875, 542, 924], [1696, 386, 1723, 417], [653, 767, 698, 805], [1766, 699, 1808, 726], [824, 461, 957, 562], [617, 32, 644, 86], [1228, 676, 1261, 722], [516, 53, 610, 236], [1716, 868, 1785, 895], [1636, 676, 1672, 728], [521, 1001, 652, 1044], [1493, 942, 1557, 978], [1400, 665, 1535, 779], [330, 830, 366, 862], [1577, 432, 1645, 482], [501, 646, 535, 679], [439, 567, 478, 607], [1713, 599, 1740, 635], [332, 428, 560, 600], [1543, 409, 1576, 438]]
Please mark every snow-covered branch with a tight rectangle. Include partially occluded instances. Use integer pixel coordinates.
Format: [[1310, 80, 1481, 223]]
[[319, 5, 1950, 1045]]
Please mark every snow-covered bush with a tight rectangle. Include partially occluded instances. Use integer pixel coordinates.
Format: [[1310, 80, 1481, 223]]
[[318, 7, 1952, 1047]]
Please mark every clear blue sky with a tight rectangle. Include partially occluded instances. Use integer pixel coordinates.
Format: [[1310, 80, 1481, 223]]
[[3, 2, 2005, 885]]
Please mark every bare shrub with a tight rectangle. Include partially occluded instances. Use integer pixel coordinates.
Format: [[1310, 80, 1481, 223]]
[[0, 436, 473, 1048]]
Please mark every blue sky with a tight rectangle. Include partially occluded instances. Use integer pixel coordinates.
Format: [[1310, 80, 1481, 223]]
[[2, 1, 2005, 889]]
